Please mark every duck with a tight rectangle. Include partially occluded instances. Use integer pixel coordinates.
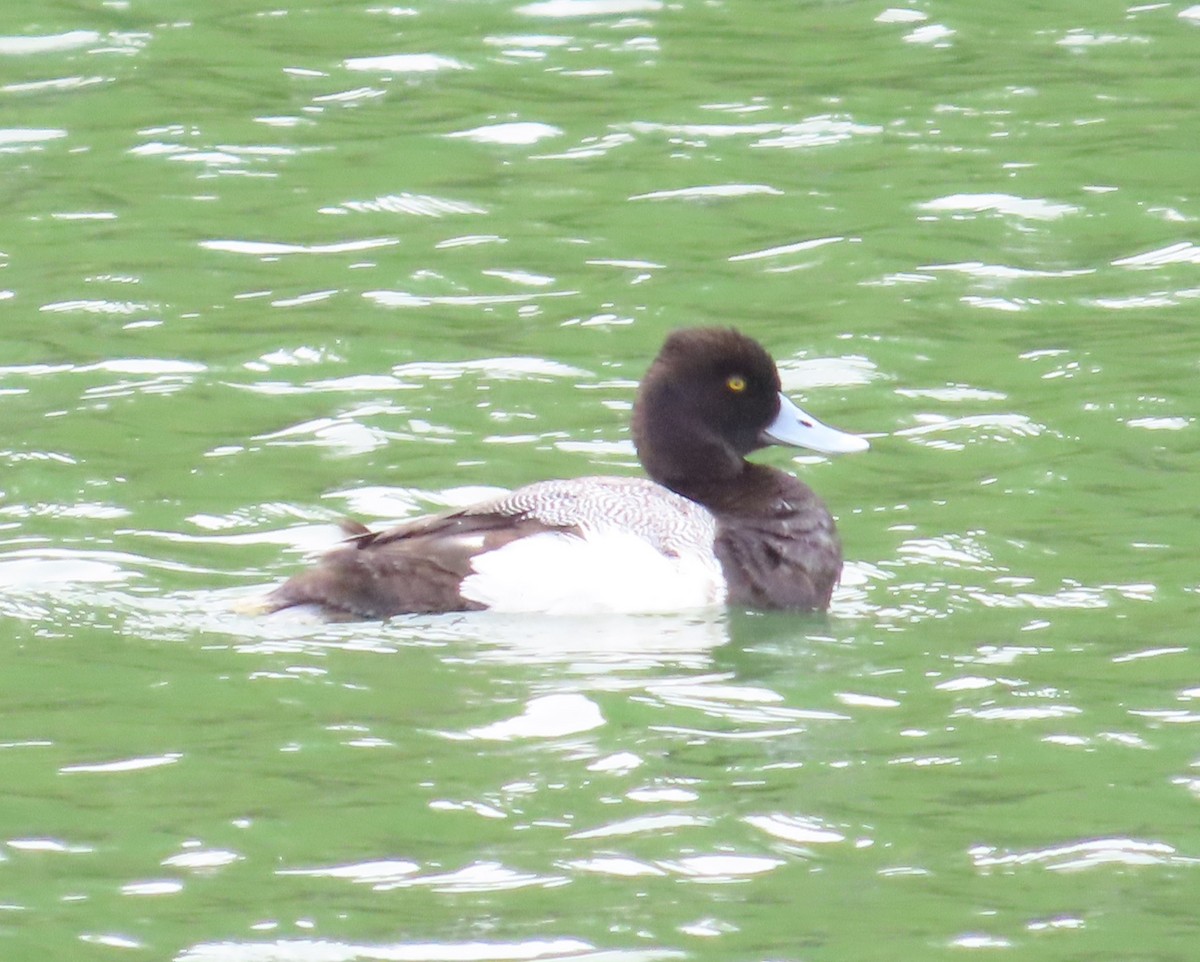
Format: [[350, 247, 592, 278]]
[[260, 327, 868, 619]]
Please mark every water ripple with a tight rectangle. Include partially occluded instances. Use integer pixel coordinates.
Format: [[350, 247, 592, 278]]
[[448, 122, 562, 145], [875, 8, 927, 24], [895, 413, 1045, 449], [60, 753, 181, 774], [282, 859, 566, 894], [0, 31, 101, 54], [625, 117, 881, 149], [917, 193, 1079, 221], [517, 0, 663, 17], [393, 356, 589, 380], [178, 936, 602, 962], [1112, 241, 1200, 268], [569, 813, 711, 840], [656, 853, 783, 881], [3, 76, 108, 94], [0, 127, 67, 150], [970, 837, 1197, 872], [202, 238, 398, 256], [458, 693, 605, 741], [630, 184, 782, 201], [918, 260, 1093, 280], [343, 54, 469, 73], [365, 289, 575, 308], [728, 236, 843, 262], [162, 848, 243, 871], [743, 813, 846, 846], [322, 193, 487, 217]]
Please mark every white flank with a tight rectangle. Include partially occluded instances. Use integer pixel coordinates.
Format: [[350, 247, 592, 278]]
[[460, 528, 725, 615]]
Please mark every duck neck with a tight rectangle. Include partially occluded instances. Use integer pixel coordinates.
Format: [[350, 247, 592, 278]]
[[632, 377, 758, 512], [637, 429, 778, 516], [667, 461, 794, 517], [644, 447, 743, 505]]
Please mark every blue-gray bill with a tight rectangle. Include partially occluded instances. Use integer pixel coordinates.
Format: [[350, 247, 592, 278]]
[[760, 393, 871, 455]]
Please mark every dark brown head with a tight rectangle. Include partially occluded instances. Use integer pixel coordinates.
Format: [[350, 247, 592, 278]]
[[632, 327, 868, 494]]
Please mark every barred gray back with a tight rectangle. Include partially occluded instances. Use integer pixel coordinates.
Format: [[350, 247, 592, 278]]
[[468, 476, 717, 558]]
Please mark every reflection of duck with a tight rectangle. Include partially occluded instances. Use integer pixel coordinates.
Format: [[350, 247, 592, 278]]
[[261, 327, 868, 619]]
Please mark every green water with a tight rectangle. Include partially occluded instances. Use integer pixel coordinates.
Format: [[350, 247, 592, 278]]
[[3, 0, 1199, 958]]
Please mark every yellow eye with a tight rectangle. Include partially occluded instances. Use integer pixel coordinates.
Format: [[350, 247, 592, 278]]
[[726, 374, 747, 393]]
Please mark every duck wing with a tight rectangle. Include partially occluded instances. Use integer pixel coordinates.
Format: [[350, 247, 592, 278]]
[[264, 504, 578, 619], [263, 477, 716, 620]]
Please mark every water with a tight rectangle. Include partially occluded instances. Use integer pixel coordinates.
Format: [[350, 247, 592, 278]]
[[3, 0, 1199, 958]]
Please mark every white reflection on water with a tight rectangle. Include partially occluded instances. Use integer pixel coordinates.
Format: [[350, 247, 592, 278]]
[[448, 122, 562, 145], [121, 879, 183, 896], [162, 848, 242, 871], [743, 813, 846, 846], [177, 935, 616, 962], [0, 127, 67, 148], [0, 501, 127, 521], [484, 34, 572, 53], [533, 131, 634, 160], [429, 798, 506, 819], [776, 355, 877, 391], [7, 837, 94, 853], [1056, 29, 1149, 48], [391, 356, 589, 381], [623, 117, 881, 148], [970, 837, 1198, 872], [917, 193, 1078, 220], [366, 289, 575, 308], [917, 260, 1093, 280], [1113, 241, 1200, 268], [282, 859, 565, 894], [950, 934, 1012, 949], [569, 813, 711, 840], [60, 753, 181, 774], [129, 143, 264, 166], [586, 751, 641, 773], [310, 87, 385, 106], [1127, 709, 1200, 724], [1125, 416, 1191, 431], [894, 412, 1045, 448], [902, 23, 955, 45], [645, 677, 846, 725], [896, 534, 998, 570], [517, 0, 662, 17], [728, 236, 843, 262], [202, 238, 397, 256], [875, 8, 926, 23], [569, 856, 666, 877], [457, 693, 605, 741], [41, 298, 154, 315], [565, 852, 784, 883], [0, 30, 100, 54], [896, 385, 1007, 402], [656, 853, 782, 880], [123, 589, 732, 665], [460, 613, 728, 672], [0, 549, 164, 586], [80, 933, 143, 949], [253, 416, 402, 455], [343, 54, 468, 73], [279, 858, 419, 884], [630, 184, 781, 201], [4, 76, 107, 94], [954, 704, 1082, 722]]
